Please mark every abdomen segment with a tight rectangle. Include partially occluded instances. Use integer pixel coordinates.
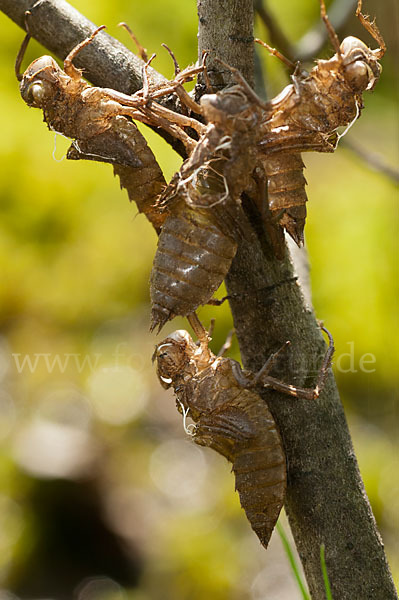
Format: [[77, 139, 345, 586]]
[[264, 152, 308, 246], [150, 201, 237, 332]]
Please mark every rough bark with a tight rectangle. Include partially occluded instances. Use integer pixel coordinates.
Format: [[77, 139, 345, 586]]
[[197, 0, 254, 90], [1, 0, 397, 598]]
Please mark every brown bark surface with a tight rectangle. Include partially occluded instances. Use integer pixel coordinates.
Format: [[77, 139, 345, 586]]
[[1, 0, 397, 598]]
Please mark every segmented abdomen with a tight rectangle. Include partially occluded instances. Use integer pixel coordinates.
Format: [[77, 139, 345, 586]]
[[194, 389, 286, 549], [264, 153, 308, 246], [233, 428, 286, 548], [150, 200, 237, 332], [112, 117, 167, 233]]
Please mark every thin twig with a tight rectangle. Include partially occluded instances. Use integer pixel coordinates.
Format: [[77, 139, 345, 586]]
[[340, 139, 399, 185], [118, 22, 148, 62]]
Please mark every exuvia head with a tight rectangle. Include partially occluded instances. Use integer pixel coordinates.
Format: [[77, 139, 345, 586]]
[[339, 36, 382, 92], [200, 86, 254, 129], [153, 330, 197, 389], [19, 56, 61, 108]]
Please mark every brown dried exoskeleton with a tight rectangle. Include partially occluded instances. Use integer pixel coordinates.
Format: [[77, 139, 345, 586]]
[[15, 27, 204, 233], [256, 0, 386, 245], [153, 319, 334, 548], [16, 24, 255, 331], [150, 76, 265, 332]]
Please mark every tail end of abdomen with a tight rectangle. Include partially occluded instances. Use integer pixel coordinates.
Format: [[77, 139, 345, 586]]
[[233, 443, 287, 549]]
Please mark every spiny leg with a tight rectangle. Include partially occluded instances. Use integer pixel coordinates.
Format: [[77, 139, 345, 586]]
[[208, 277, 299, 309], [136, 105, 198, 153], [15, 33, 31, 81], [207, 295, 229, 306], [217, 329, 235, 358], [64, 25, 106, 79], [142, 101, 205, 138], [137, 58, 205, 115], [142, 53, 157, 103], [104, 97, 196, 152], [207, 318, 216, 339], [260, 325, 335, 400], [162, 43, 181, 76], [252, 341, 291, 384], [230, 361, 252, 387], [173, 83, 203, 116], [160, 45, 188, 117], [175, 54, 209, 87], [202, 318, 234, 357], [187, 312, 212, 363], [313, 325, 335, 397], [356, 0, 386, 58], [254, 38, 296, 70], [187, 312, 210, 344], [103, 80, 204, 137], [201, 51, 214, 93], [215, 57, 273, 114], [118, 22, 148, 61], [16, 9, 37, 80], [230, 342, 290, 387], [171, 58, 208, 115], [259, 374, 317, 400], [109, 53, 204, 136], [115, 30, 201, 113], [230, 341, 291, 388], [234, 325, 335, 400], [319, 0, 342, 59]]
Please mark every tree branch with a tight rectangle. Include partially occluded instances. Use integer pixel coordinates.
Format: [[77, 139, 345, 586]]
[[198, 1, 397, 599], [196, 0, 254, 91], [340, 139, 399, 185]]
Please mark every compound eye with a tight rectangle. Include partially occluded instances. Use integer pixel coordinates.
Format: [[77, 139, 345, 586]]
[[200, 93, 224, 122], [28, 82, 46, 107], [345, 60, 373, 92], [25, 79, 54, 107]]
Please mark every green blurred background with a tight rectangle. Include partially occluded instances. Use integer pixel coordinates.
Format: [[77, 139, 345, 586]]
[[0, 1, 397, 598]]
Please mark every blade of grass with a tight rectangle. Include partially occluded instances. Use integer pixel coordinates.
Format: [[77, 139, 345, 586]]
[[276, 521, 311, 600], [320, 544, 333, 599]]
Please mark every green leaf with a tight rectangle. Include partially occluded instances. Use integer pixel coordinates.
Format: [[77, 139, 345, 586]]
[[277, 521, 310, 600]]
